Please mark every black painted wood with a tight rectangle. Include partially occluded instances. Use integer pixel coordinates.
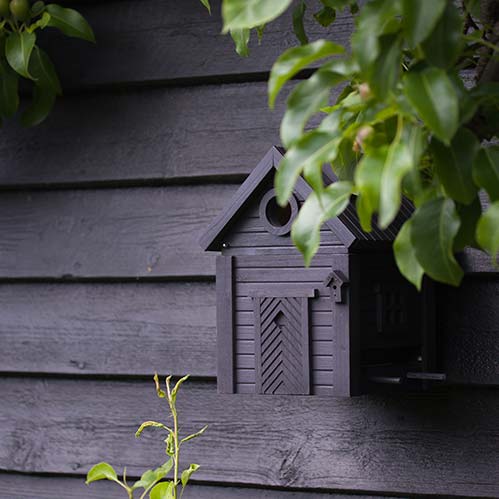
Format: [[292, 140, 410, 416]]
[[254, 295, 310, 395], [216, 256, 234, 393], [332, 254, 357, 396], [1, 377, 498, 498], [0, 282, 216, 377], [0, 185, 237, 279], [40, 0, 354, 88], [0, 83, 296, 188], [0, 473, 392, 499], [440, 276, 499, 385]]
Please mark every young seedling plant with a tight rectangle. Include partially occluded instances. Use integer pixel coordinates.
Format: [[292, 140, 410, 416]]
[[86, 374, 207, 499]]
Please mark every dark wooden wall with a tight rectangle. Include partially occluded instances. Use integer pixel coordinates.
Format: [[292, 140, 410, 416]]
[[0, 1, 498, 498]]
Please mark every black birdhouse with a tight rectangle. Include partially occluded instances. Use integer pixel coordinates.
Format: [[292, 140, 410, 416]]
[[200, 147, 437, 396]]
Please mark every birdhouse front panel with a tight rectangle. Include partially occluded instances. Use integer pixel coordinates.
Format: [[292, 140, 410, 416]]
[[209, 169, 354, 396], [231, 251, 348, 396]]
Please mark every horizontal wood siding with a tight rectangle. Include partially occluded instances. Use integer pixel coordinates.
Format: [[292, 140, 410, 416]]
[[0, 377, 498, 498], [0, 185, 236, 279], [0, 473, 391, 499], [40, 0, 354, 88], [233, 255, 335, 395], [0, 83, 293, 188], [0, 282, 216, 377]]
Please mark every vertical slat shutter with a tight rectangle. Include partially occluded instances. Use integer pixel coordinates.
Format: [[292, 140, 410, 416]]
[[254, 295, 310, 395]]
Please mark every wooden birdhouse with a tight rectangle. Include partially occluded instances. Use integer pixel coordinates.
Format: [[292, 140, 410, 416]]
[[200, 147, 436, 396]]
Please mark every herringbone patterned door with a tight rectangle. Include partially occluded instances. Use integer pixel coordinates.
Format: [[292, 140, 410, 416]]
[[254, 296, 310, 395]]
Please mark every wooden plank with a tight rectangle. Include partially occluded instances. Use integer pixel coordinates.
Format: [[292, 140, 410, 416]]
[[237, 325, 332, 341], [40, 0, 354, 88], [0, 185, 237, 279], [0, 83, 292, 188], [236, 268, 329, 283], [459, 248, 499, 274], [237, 296, 332, 311], [0, 377, 498, 497], [0, 282, 216, 377], [216, 256, 235, 393], [0, 473, 391, 499], [439, 276, 499, 385], [329, 254, 357, 396], [235, 311, 332, 327]]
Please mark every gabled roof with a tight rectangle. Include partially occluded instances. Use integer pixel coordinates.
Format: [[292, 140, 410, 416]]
[[199, 146, 411, 252]]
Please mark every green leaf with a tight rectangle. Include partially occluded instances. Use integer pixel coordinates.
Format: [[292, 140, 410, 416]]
[[46, 4, 95, 42], [393, 219, 424, 290], [21, 84, 56, 127], [222, 0, 292, 33], [314, 6, 336, 27], [464, 0, 481, 19], [320, 0, 351, 9], [86, 462, 119, 485], [476, 201, 499, 265], [275, 125, 343, 205], [351, 0, 401, 74], [292, 0, 308, 45], [411, 197, 464, 286], [471, 82, 499, 105], [402, 0, 446, 47], [0, 60, 19, 119], [165, 432, 175, 457], [136, 421, 172, 438], [31, 1, 45, 16], [230, 28, 250, 57], [448, 71, 477, 126], [181, 464, 200, 488], [292, 181, 353, 265], [421, 2, 463, 69], [149, 481, 174, 499], [199, 0, 211, 14], [404, 67, 458, 144], [431, 128, 479, 205], [29, 47, 62, 95], [153, 373, 166, 398], [268, 40, 344, 108], [133, 461, 173, 491], [5, 31, 36, 79], [473, 146, 499, 202], [368, 33, 401, 100], [256, 24, 265, 43], [281, 69, 345, 148], [170, 374, 189, 404], [379, 125, 424, 228], [27, 12, 51, 33], [181, 425, 208, 444], [354, 147, 386, 231], [454, 197, 482, 251]]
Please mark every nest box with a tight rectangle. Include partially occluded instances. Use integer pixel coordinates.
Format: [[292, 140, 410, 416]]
[[200, 147, 436, 396]]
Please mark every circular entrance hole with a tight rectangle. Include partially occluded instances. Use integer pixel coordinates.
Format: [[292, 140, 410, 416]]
[[266, 197, 292, 228], [259, 189, 298, 236]]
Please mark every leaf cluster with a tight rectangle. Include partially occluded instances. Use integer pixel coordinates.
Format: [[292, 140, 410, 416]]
[[202, 0, 499, 288], [86, 374, 207, 499], [0, 0, 94, 126]]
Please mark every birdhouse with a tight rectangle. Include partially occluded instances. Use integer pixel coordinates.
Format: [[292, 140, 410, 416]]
[[200, 147, 436, 396]]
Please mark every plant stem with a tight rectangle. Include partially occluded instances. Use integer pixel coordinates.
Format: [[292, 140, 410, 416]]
[[173, 403, 179, 499]]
